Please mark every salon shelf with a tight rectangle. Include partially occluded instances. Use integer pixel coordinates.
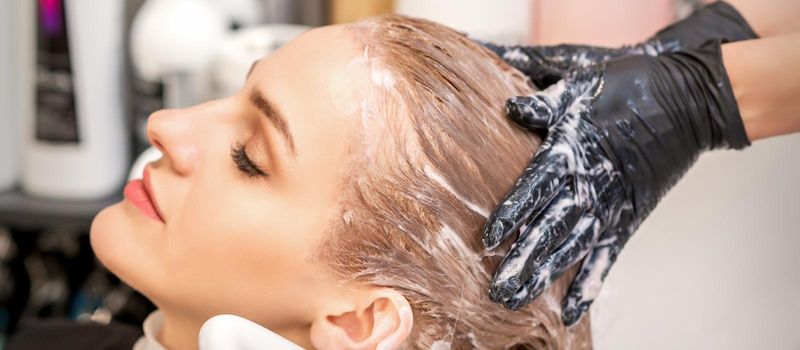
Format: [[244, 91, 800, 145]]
[[0, 188, 122, 232]]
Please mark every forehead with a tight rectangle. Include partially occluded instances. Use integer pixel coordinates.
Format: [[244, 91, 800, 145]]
[[258, 23, 398, 153], [245, 24, 375, 196], [253, 25, 366, 147]]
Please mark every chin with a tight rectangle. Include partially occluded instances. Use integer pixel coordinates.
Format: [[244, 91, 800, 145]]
[[90, 201, 164, 299]]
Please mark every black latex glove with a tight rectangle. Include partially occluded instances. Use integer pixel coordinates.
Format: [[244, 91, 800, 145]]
[[482, 1, 758, 89], [483, 40, 751, 326]]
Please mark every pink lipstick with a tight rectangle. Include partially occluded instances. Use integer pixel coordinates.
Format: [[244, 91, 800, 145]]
[[123, 168, 164, 223]]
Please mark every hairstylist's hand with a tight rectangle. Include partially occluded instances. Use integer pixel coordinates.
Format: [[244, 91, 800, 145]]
[[483, 40, 751, 326], [482, 1, 757, 89]]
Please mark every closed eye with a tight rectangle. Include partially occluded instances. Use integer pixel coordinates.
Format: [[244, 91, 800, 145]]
[[231, 143, 269, 178]]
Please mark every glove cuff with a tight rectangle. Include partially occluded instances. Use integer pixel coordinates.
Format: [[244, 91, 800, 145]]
[[652, 1, 759, 51], [693, 40, 751, 149]]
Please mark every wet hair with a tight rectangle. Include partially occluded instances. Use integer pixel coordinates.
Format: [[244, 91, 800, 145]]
[[318, 15, 592, 349]]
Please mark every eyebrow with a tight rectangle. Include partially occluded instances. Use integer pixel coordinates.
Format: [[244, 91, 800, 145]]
[[249, 88, 296, 157]]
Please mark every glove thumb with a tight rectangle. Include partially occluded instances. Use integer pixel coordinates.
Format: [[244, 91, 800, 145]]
[[506, 78, 578, 130]]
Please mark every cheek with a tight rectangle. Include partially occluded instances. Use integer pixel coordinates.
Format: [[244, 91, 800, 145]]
[[170, 191, 305, 270], [155, 185, 318, 315]]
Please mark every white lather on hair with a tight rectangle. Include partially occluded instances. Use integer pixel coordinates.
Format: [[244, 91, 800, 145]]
[[424, 165, 490, 219]]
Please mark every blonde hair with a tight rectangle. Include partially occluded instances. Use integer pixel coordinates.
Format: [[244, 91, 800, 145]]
[[320, 15, 592, 349]]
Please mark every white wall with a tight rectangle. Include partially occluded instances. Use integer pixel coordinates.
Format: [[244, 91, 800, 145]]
[[394, 0, 531, 44], [592, 133, 800, 349]]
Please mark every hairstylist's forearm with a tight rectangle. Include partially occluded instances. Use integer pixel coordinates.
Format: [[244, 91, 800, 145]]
[[723, 32, 800, 141], [721, 0, 800, 37]]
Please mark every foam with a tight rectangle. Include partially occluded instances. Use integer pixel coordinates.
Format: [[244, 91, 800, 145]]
[[430, 340, 452, 350], [370, 66, 395, 89], [502, 47, 530, 63], [424, 165, 490, 219]]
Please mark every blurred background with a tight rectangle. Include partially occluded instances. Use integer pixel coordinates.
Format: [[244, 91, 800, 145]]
[[0, 0, 797, 349]]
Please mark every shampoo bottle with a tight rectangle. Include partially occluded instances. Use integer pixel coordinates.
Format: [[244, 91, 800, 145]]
[[22, 0, 129, 199], [0, 1, 33, 191], [0, 0, 19, 191]]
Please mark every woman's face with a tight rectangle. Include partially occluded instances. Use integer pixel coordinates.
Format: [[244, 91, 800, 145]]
[[91, 25, 369, 330]]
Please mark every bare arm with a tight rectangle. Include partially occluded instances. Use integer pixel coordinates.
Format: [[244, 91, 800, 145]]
[[723, 32, 800, 140], [721, 0, 800, 37]]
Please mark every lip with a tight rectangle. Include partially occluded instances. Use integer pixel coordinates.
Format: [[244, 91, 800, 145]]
[[123, 165, 166, 223], [143, 166, 166, 221]]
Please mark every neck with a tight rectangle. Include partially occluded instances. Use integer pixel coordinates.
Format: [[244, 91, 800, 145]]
[[159, 309, 203, 350], [156, 308, 314, 350], [277, 324, 314, 349]]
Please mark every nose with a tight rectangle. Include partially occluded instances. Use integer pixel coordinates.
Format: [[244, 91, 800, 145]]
[[146, 108, 202, 176]]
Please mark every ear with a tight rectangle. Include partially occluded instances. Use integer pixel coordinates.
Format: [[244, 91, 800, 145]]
[[310, 288, 413, 350]]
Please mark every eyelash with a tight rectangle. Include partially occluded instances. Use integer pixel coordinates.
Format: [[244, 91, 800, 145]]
[[231, 143, 269, 178]]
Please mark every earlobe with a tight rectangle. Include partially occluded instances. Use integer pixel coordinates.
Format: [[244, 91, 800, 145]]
[[310, 289, 413, 350]]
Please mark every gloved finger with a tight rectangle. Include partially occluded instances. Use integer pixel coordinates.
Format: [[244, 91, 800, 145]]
[[488, 187, 585, 303], [482, 140, 569, 250], [560, 232, 623, 326], [503, 215, 602, 310], [506, 79, 576, 131], [476, 42, 575, 88], [476, 40, 511, 60]]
